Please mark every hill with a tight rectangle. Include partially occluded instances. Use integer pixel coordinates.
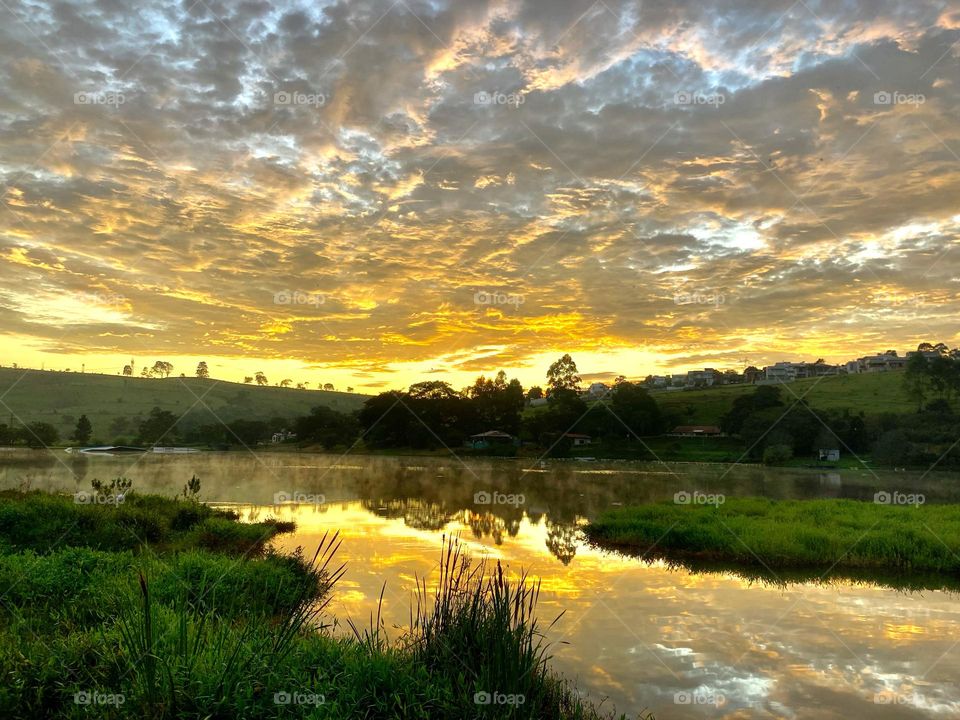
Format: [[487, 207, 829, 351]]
[[0, 367, 368, 444], [653, 370, 914, 426]]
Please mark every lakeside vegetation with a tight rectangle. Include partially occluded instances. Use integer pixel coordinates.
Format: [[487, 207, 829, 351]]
[[0, 484, 628, 720], [585, 497, 960, 587], [7, 348, 960, 470]]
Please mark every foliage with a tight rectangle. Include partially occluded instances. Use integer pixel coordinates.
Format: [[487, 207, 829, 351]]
[[72, 415, 93, 444], [586, 498, 960, 577]]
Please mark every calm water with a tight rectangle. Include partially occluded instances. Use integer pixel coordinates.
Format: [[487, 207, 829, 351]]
[[3, 449, 960, 719]]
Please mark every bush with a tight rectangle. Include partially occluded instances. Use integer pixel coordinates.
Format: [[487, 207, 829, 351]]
[[762, 443, 793, 465]]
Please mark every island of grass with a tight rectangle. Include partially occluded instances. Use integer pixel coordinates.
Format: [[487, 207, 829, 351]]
[[585, 497, 960, 589], [0, 485, 635, 720]]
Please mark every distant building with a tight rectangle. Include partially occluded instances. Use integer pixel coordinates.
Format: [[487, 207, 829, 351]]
[[743, 366, 764, 384], [818, 448, 840, 462], [563, 432, 592, 446], [469, 430, 517, 449], [670, 425, 723, 437], [271, 430, 296, 443], [586, 382, 609, 398], [685, 369, 717, 388]]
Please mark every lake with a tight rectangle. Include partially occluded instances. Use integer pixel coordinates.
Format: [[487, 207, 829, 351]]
[[3, 449, 959, 719]]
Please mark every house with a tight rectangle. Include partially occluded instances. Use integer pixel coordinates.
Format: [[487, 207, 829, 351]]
[[469, 430, 517, 449], [818, 448, 840, 462], [645, 375, 670, 388], [764, 362, 799, 382], [563, 432, 592, 446], [860, 354, 906, 372], [670, 425, 723, 437], [528, 397, 548, 408], [586, 382, 609, 397], [685, 369, 716, 388], [271, 430, 296, 443]]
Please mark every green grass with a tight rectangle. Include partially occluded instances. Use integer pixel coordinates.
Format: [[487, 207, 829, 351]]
[[653, 371, 914, 426], [585, 497, 960, 587], [0, 366, 367, 443], [0, 489, 629, 719]]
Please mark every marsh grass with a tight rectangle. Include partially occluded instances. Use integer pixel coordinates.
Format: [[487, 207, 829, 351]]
[[586, 497, 960, 584], [0, 491, 628, 720]]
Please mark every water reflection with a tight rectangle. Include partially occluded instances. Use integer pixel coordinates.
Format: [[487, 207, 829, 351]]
[[2, 450, 960, 718]]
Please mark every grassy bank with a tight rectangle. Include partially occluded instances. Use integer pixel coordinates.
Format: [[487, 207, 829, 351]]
[[652, 371, 912, 426], [0, 487, 629, 719], [585, 497, 960, 584], [0, 366, 366, 443]]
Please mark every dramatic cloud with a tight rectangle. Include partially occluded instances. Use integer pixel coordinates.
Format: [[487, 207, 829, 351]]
[[1, 0, 958, 387]]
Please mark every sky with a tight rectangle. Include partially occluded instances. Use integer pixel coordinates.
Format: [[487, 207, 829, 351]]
[[1, 0, 958, 392]]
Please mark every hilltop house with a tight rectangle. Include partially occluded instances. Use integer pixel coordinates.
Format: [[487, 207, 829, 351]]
[[563, 432, 592, 446]]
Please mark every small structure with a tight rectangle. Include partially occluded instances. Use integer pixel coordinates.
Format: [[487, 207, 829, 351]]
[[272, 429, 296, 443], [563, 432, 592, 446], [469, 430, 516, 449], [670, 425, 723, 437], [818, 448, 840, 462]]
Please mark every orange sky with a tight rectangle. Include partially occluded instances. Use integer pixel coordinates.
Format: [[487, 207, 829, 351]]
[[1, 1, 959, 391]]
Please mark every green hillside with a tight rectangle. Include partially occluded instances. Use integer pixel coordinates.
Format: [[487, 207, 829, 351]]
[[654, 371, 914, 426], [0, 367, 368, 444]]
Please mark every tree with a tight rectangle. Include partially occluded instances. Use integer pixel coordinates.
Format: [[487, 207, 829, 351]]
[[904, 352, 930, 410], [140, 367, 151, 378], [151, 361, 173, 378], [255, 371, 268, 386], [22, 422, 59, 448], [323, 383, 335, 391], [243, 376, 253, 384], [346, 386, 354, 393], [605, 382, 664, 438], [226, 419, 270, 446], [72, 415, 92, 444], [527, 386, 544, 400], [295, 406, 359, 450], [279, 379, 292, 388], [546, 354, 581, 396], [138, 407, 178, 445], [196, 362, 209, 379], [122, 365, 133, 376]]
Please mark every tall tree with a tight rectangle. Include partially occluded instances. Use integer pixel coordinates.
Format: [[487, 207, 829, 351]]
[[255, 371, 268, 386], [72, 414, 93, 444], [546, 354, 581, 396], [196, 361, 210, 379]]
